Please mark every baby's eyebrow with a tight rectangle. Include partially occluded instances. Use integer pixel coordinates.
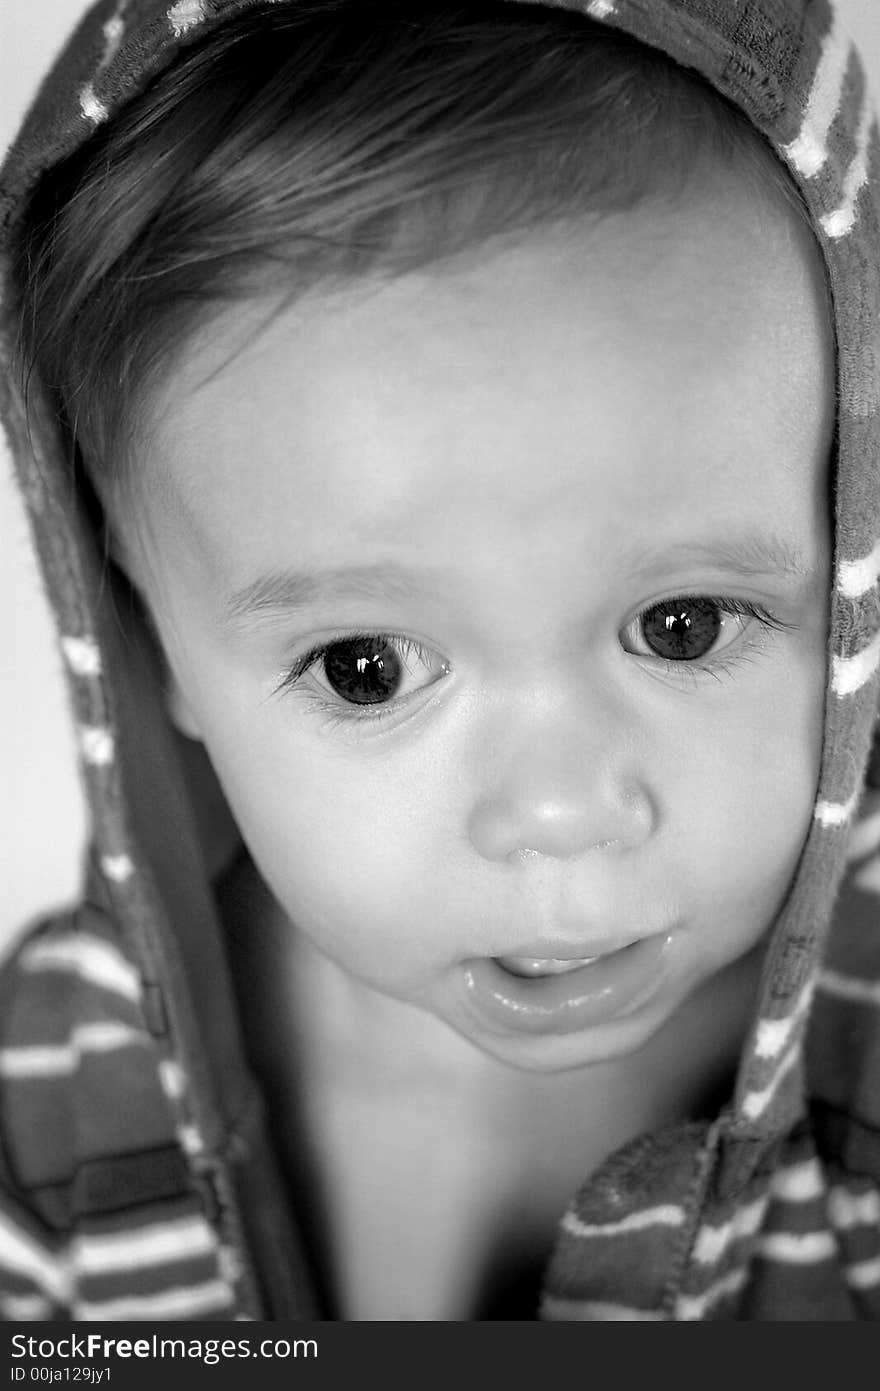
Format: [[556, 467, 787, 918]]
[[221, 562, 430, 628], [633, 534, 815, 585], [219, 534, 816, 632]]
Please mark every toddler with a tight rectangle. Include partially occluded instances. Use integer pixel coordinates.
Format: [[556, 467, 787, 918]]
[[1, 0, 879, 1321]]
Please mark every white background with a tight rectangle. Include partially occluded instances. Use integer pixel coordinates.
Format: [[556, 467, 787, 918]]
[[1, 1, 879, 954]]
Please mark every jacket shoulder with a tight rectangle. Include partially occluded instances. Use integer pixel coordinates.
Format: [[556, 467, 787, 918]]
[[0, 905, 241, 1320]]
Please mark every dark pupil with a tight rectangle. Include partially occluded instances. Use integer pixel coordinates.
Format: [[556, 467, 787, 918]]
[[323, 638, 403, 704], [640, 598, 721, 661]]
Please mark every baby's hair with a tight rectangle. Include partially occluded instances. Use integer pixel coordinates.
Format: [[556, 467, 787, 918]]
[[15, 0, 803, 494]]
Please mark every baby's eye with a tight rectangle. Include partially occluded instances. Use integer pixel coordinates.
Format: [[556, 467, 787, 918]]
[[282, 633, 450, 709], [621, 596, 763, 663]]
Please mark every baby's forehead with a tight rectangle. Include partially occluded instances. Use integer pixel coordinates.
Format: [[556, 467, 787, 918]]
[[147, 169, 830, 447], [121, 181, 832, 630]]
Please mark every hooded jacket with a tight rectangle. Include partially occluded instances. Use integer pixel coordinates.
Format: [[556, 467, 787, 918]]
[[1, 0, 879, 1322]]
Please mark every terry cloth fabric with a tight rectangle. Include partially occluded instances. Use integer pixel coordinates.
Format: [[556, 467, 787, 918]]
[[1, 0, 879, 1320]]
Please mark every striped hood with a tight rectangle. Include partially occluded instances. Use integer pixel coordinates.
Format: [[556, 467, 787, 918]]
[[1, 0, 880, 1321]]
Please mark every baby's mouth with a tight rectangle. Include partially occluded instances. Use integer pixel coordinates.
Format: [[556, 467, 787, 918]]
[[495, 954, 602, 977], [465, 936, 670, 1036]]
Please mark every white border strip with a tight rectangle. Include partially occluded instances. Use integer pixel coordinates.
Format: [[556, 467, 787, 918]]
[[73, 1215, 216, 1276], [19, 936, 141, 1003], [820, 98, 876, 239], [753, 981, 814, 1060], [74, 1277, 234, 1322], [542, 1294, 664, 1321], [675, 1268, 748, 1321], [782, 12, 849, 177], [828, 1186, 880, 1230], [769, 1157, 825, 1203], [814, 792, 860, 829], [0, 1022, 148, 1078], [837, 540, 880, 598], [831, 631, 880, 696], [561, 1203, 685, 1240], [755, 1230, 837, 1264], [0, 1214, 71, 1304], [740, 1042, 801, 1122], [691, 1197, 766, 1265]]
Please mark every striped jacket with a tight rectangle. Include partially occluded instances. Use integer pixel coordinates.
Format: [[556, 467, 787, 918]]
[[1, 0, 880, 1320]]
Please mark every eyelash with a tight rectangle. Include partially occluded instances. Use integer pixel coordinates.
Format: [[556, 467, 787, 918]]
[[629, 595, 792, 685], [274, 632, 442, 726], [273, 597, 791, 725]]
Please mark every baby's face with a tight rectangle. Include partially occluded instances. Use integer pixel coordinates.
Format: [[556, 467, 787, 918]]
[[131, 172, 832, 1073]]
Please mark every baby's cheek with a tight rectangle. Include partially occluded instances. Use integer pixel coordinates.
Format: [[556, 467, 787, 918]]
[[714, 688, 821, 910], [239, 764, 443, 976]]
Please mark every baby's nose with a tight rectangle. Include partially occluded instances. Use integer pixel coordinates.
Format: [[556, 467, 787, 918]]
[[467, 771, 656, 863]]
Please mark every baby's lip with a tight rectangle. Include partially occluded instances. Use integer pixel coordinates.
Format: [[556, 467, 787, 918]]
[[463, 934, 673, 1036], [495, 935, 647, 966], [495, 955, 603, 977], [494, 935, 655, 978]]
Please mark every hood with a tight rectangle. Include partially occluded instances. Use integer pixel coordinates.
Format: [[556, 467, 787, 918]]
[[1, 0, 879, 1322]]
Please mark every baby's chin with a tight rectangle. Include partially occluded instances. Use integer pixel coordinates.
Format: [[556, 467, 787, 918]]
[[440, 993, 679, 1076]]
